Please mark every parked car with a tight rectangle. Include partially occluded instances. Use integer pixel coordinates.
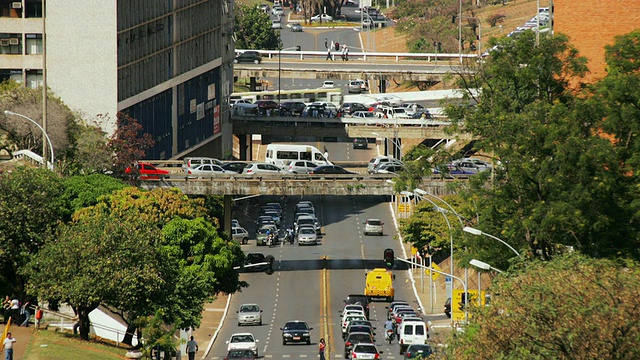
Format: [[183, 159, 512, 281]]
[[402, 102, 425, 116], [182, 157, 222, 172], [125, 162, 169, 180], [290, 23, 303, 32], [352, 137, 368, 149], [253, 100, 278, 111], [272, 6, 284, 15], [287, 160, 319, 174], [322, 80, 335, 88], [375, 163, 404, 174], [363, 219, 384, 236], [281, 320, 313, 345], [375, 94, 403, 106], [311, 13, 333, 22], [237, 304, 263, 326], [351, 111, 376, 121], [226, 333, 258, 356], [234, 51, 262, 64], [184, 164, 227, 177], [242, 163, 283, 175], [231, 227, 249, 244], [341, 102, 367, 115], [309, 165, 357, 175], [367, 156, 402, 174], [350, 343, 382, 359]]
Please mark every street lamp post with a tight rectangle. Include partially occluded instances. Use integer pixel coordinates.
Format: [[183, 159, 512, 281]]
[[372, 131, 401, 161], [470, 259, 503, 273], [4, 110, 55, 170], [278, 27, 282, 104], [463, 226, 523, 259]]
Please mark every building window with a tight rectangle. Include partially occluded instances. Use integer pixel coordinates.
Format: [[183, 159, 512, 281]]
[[26, 69, 42, 89], [24, 0, 42, 18], [0, 1, 23, 18], [0, 69, 23, 84], [25, 33, 42, 54], [0, 34, 22, 55]]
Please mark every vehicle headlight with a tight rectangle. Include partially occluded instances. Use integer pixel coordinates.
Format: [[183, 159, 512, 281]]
[[284, 333, 292, 337], [303, 332, 310, 337]]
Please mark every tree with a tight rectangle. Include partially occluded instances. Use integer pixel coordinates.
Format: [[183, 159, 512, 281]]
[[62, 117, 114, 175], [450, 253, 640, 359], [61, 174, 126, 215], [234, 5, 279, 50], [0, 167, 67, 296], [444, 31, 639, 268], [108, 112, 154, 179]]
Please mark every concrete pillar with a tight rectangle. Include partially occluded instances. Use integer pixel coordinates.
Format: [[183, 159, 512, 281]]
[[238, 134, 251, 160], [379, 76, 386, 93], [250, 77, 257, 91], [223, 195, 232, 235]]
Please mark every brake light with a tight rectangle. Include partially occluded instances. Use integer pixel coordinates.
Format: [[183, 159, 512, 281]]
[[405, 352, 411, 357], [345, 341, 351, 346], [352, 354, 357, 358], [188, 170, 192, 174], [246, 169, 253, 173], [374, 354, 379, 359]]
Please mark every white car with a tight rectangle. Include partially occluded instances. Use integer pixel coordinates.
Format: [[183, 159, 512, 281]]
[[271, 19, 283, 29], [341, 315, 367, 334], [375, 94, 403, 106], [287, 160, 319, 174], [311, 13, 333, 22], [242, 163, 283, 175], [226, 333, 259, 356], [322, 80, 335, 88], [231, 227, 249, 244], [295, 215, 318, 234], [184, 164, 227, 177], [363, 219, 384, 236], [272, 6, 283, 15], [340, 304, 365, 318], [237, 304, 263, 326], [297, 226, 318, 245], [350, 343, 382, 359]]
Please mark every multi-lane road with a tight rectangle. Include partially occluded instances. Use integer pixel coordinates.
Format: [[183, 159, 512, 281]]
[[207, 194, 419, 359]]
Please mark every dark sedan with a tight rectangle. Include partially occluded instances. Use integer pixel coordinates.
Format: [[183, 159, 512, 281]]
[[242, 253, 269, 272], [222, 162, 249, 174], [309, 165, 357, 175], [344, 332, 374, 359], [234, 51, 262, 64], [404, 344, 433, 359], [281, 320, 313, 345]]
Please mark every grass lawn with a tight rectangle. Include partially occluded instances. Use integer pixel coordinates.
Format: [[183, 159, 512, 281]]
[[22, 330, 129, 360]]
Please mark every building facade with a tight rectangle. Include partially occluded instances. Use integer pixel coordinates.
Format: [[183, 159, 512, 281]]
[[0, 0, 235, 159]]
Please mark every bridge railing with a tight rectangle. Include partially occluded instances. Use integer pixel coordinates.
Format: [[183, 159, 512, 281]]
[[236, 49, 478, 62]]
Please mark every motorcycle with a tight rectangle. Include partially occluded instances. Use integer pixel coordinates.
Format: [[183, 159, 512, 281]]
[[385, 328, 395, 344], [267, 234, 277, 248], [285, 231, 294, 244]]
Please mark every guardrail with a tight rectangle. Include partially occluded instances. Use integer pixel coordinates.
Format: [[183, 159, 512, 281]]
[[236, 49, 478, 62]]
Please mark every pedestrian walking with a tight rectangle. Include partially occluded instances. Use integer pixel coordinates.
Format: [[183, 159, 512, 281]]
[[330, 40, 334, 50], [345, 47, 349, 61], [326, 48, 333, 61], [20, 298, 30, 327], [324, 38, 328, 49], [9, 297, 19, 325], [318, 338, 326, 360], [3, 332, 16, 360], [186, 336, 198, 360]]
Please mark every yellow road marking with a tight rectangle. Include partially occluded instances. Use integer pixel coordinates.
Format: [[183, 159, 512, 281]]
[[320, 255, 331, 359]]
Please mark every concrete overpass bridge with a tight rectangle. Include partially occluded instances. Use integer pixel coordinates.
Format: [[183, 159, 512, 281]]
[[139, 174, 462, 232]]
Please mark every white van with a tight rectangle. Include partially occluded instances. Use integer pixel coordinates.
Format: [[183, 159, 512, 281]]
[[265, 144, 331, 168], [398, 320, 429, 354]]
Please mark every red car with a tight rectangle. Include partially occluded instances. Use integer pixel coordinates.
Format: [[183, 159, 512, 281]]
[[125, 162, 170, 180], [224, 349, 257, 360]]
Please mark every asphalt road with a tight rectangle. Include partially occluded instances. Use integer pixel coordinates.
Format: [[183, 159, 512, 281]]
[[207, 194, 418, 359]]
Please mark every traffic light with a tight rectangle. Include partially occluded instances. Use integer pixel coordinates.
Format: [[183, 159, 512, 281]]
[[265, 255, 275, 275], [383, 248, 394, 268]]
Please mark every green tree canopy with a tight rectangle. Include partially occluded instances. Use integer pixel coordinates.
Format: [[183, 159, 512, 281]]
[[450, 253, 640, 359], [61, 174, 126, 215], [234, 5, 279, 50]]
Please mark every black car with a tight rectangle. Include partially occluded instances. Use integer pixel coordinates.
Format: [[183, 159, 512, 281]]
[[353, 138, 368, 149], [309, 165, 357, 175], [341, 102, 367, 115], [344, 332, 374, 359], [404, 344, 433, 359], [344, 324, 375, 340], [281, 320, 313, 345], [444, 297, 451, 318], [222, 162, 249, 174], [344, 294, 370, 318], [234, 51, 262, 64], [280, 101, 307, 116], [243, 253, 269, 272]]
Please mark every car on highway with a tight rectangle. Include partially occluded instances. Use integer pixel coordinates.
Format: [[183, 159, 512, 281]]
[[231, 227, 249, 245], [287, 160, 319, 174], [182, 157, 222, 172], [322, 80, 335, 88], [266, 202, 283, 216], [353, 137, 368, 149], [281, 320, 313, 345], [243, 253, 269, 272], [452, 157, 492, 172], [363, 219, 384, 236], [224, 349, 257, 360], [242, 162, 283, 175], [255, 215, 276, 229], [375, 94, 403, 106], [296, 226, 318, 245], [351, 111, 377, 122], [237, 304, 263, 326], [222, 161, 249, 174], [226, 333, 258, 356], [375, 163, 404, 175], [294, 215, 318, 234], [341, 315, 368, 337], [290, 23, 303, 32], [271, 19, 283, 29], [403, 344, 433, 359], [340, 304, 366, 318], [125, 162, 170, 180], [279, 101, 307, 116], [402, 102, 425, 116], [349, 343, 382, 359], [256, 224, 278, 245], [341, 102, 367, 115], [263, 210, 281, 226], [184, 163, 227, 177], [253, 100, 279, 111], [343, 294, 370, 318], [296, 201, 315, 212], [309, 165, 357, 175], [368, 156, 402, 174], [386, 300, 410, 320], [345, 324, 376, 341], [234, 51, 262, 64], [272, 6, 284, 16], [344, 332, 375, 359], [311, 13, 333, 22]]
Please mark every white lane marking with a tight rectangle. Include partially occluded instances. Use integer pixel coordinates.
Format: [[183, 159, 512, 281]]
[[263, 345, 268, 353]]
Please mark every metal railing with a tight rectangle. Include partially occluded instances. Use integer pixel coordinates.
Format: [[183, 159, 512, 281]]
[[236, 49, 478, 62]]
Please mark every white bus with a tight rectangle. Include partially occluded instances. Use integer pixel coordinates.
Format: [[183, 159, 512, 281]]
[[231, 88, 343, 108], [265, 144, 331, 168]]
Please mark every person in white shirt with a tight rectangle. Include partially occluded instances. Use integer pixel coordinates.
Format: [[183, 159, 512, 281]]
[[186, 336, 198, 360], [3, 332, 16, 360]]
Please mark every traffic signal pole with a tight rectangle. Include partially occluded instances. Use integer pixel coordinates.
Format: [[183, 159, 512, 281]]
[[394, 257, 468, 324]]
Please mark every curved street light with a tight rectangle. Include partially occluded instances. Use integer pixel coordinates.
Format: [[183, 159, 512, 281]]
[[4, 110, 55, 170], [469, 259, 503, 273], [372, 131, 401, 161], [463, 226, 523, 259]]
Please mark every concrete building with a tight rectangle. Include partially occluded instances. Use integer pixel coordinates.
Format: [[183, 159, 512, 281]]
[[0, 0, 235, 159], [553, 0, 640, 82]]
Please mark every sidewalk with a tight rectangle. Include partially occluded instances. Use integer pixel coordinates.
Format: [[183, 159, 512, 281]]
[[190, 294, 230, 360], [3, 323, 34, 360]]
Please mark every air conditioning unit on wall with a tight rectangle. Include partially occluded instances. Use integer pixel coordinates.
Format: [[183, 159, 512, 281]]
[[0, 39, 10, 46], [12, 2, 22, 9], [9, 38, 19, 45]]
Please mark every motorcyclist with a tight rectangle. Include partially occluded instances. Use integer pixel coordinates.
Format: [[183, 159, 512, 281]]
[[384, 319, 396, 341]]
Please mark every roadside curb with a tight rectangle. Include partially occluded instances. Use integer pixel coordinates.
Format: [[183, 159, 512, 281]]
[[202, 294, 232, 359]]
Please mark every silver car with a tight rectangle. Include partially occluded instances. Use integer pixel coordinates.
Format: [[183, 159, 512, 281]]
[[242, 163, 283, 175], [237, 304, 263, 326], [287, 160, 319, 174], [297, 226, 318, 245], [232, 227, 249, 245], [184, 164, 227, 177], [363, 219, 384, 236]]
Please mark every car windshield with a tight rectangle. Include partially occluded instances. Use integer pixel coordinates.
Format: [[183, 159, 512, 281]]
[[298, 218, 314, 225], [299, 228, 315, 235], [349, 334, 372, 343], [240, 305, 259, 312], [231, 335, 254, 343], [407, 345, 433, 355], [354, 344, 377, 353], [284, 322, 308, 330]]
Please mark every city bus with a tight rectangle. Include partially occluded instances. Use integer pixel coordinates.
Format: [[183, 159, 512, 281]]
[[265, 144, 331, 168], [230, 88, 343, 108]]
